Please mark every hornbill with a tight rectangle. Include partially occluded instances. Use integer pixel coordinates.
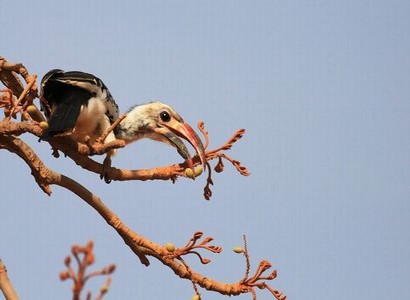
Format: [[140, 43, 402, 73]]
[[40, 69, 206, 178]]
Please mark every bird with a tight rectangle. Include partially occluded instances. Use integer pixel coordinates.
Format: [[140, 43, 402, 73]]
[[39, 69, 206, 176]]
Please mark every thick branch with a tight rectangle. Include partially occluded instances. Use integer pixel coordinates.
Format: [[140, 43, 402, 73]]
[[0, 134, 151, 265], [0, 119, 43, 136], [57, 175, 154, 266], [0, 134, 53, 194], [0, 116, 248, 189], [51, 138, 186, 181]]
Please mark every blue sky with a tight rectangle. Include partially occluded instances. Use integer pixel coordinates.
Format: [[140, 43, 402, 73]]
[[1, 1, 410, 299]]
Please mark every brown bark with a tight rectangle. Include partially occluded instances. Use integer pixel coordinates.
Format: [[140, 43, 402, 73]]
[[0, 259, 19, 300]]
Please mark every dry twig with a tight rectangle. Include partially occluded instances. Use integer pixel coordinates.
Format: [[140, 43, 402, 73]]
[[59, 241, 115, 300]]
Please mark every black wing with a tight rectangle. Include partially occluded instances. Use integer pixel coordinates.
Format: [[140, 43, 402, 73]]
[[40, 70, 118, 139]]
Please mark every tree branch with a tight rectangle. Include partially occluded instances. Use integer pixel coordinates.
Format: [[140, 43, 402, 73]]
[[59, 241, 115, 300], [0, 259, 19, 300]]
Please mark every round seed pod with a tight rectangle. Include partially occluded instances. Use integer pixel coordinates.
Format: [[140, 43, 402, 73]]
[[194, 165, 203, 176], [185, 168, 194, 178], [39, 121, 49, 130], [233, 246, 244, 254], [165, 243, 175, 252]]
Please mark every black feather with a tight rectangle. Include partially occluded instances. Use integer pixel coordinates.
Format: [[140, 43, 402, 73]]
[[40, 69, 119, 142], [41, 81, 92, 139]]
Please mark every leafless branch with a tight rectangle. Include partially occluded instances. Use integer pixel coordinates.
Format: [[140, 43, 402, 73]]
[[0, 259, 19, 300], [59, 241, 115, 300]]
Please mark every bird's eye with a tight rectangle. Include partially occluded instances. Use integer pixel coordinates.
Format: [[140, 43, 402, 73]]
[[160, 111, 171, 122]]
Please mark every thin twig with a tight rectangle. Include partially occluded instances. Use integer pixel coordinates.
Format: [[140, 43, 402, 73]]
[[61, 241, 115, 300], [243, 235, 251, 282], [97, 113, 126, 143]]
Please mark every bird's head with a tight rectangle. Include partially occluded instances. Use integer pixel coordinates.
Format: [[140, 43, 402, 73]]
[[117, 102, 206, 169]]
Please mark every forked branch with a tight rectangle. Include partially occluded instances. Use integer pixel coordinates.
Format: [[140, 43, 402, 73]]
[[59, 241, 115, 300]]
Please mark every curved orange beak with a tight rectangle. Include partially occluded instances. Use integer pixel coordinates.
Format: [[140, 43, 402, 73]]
[[159, 121, 206, 169]]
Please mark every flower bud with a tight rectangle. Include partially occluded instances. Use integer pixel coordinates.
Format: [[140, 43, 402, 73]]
[[100, 286, 108, 294], [64, 256, 71, 266], [59, 271, 70, 280]]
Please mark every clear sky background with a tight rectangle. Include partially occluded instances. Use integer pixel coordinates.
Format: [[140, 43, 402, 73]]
[[1, 1, 410, 299]]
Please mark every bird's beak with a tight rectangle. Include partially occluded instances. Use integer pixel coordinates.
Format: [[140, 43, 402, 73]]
[[159, 130, 192, 161], [155, 121, 206, 169]]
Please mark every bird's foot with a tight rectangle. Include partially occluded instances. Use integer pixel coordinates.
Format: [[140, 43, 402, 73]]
[[52, 147, 60, 158], [77, 142, 90, 155], [100, 154, 112, 183]]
